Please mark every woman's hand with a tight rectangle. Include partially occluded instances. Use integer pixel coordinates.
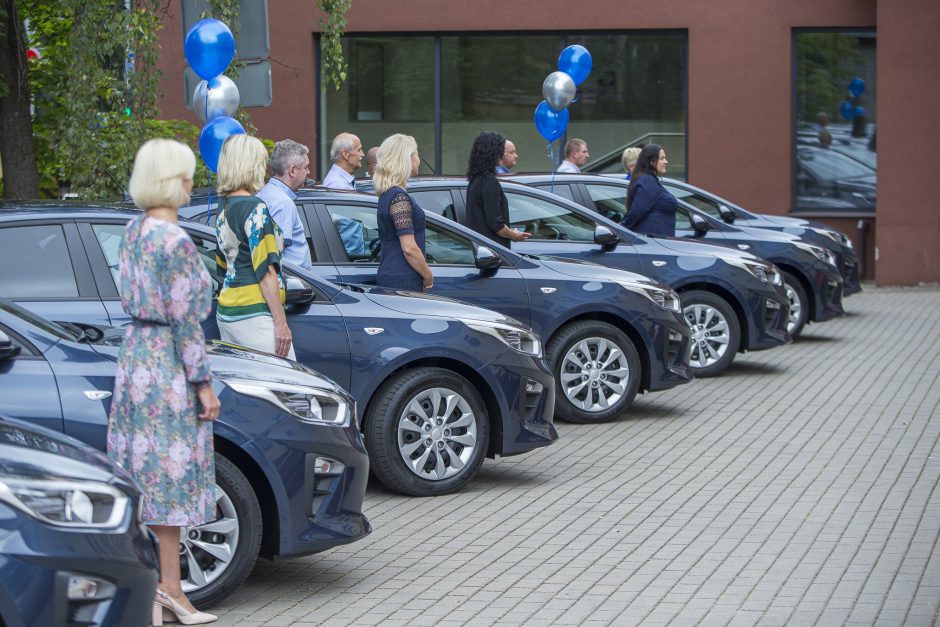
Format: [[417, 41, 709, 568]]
[[423, 274, 434, 290], [196, 385, 221, 422], [511, 229, 531, 242], [274, 319, 293, 357]]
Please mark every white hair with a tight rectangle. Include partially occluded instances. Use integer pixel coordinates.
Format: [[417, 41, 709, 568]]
[[127, 139, 196, 210], [330, 133, 358, 162]]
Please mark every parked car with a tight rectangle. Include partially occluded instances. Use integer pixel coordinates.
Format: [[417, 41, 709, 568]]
[[363, 178, 791, 378], [795, 144, 876, 210], [0, 413, 159, 627], [654, 177, 860, 295], [0, 298, 370, 607], [182, 189, 694, 424], [508, 174, 845, 338], [0, 204, 557, 496]]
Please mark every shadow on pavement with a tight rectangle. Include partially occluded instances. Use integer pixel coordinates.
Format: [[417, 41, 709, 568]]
[[724, 360, 786, 375]]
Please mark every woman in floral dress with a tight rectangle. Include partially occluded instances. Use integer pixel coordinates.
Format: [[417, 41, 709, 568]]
[[108, 139, 221, 625]]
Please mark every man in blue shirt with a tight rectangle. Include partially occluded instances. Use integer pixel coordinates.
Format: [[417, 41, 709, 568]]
[[495, 139, 517, 174], [256, 139, 314, 270], [322, 133, 367, 256]]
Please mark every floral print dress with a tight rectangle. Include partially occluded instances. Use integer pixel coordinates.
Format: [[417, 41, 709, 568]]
[[107, 214, 215, 526]]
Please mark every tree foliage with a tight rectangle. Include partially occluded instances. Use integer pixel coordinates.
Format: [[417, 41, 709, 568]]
[[796, 32, 864, 123], [317, 0, 351, 90]]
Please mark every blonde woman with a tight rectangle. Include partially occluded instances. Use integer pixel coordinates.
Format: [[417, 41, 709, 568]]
[[373, 134, 433, 291], [622, 146, 642, 182], [108, 139, 220, 625], [215, 134, 295, 358]]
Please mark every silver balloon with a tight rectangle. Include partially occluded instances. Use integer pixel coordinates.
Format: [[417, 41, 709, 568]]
[[542, 71, 576, 112], [193, 75, 240, 124]]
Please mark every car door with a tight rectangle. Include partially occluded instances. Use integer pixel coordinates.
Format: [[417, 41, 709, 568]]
[[0, 319, 63, 434], [501, 189, 646, 275], [311, 202, 533, 326], [80, 220, 353, 390], [0, 221, 110, 324]]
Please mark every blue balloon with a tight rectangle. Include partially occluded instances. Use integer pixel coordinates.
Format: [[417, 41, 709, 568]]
[[847, 77, 866, 98], [534, 100, 569, 142], [558, 45, 593, 85], [839, 101, 856, 121], [185, 18, 235, 80], [199, 116, 245, 172], [854, 105, 865, 117]]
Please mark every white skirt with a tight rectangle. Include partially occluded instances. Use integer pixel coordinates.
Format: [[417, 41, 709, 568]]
[[217, 315, 297, 361]]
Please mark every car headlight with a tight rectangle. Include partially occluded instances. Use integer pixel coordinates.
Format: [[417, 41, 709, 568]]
[[220, 378, 352, 426], [465, 321, 542, 357], [795, 242, 838, 267], [617, 281, 682, 313], [724, 258, 783, 285], [810, 227, 852, 250], [0, 476, 130, 530]]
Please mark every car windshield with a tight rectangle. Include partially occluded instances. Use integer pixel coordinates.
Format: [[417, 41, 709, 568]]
[[0, 299, 78, 342]]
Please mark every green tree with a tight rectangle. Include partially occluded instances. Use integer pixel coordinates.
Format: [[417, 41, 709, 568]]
[[796, 32, 864, 124]]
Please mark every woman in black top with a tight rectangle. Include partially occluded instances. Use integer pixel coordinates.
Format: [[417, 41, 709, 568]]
[[465, 131, 531, 248], [620, 143, 678, 237]]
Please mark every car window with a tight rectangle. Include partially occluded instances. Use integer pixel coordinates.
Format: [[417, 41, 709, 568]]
[[533, 184, 575, 201], [325, 204, 378, 262], [675, 208, 695, 231], [0, 225, 79, 298], [665, 186, 722, 219], [411, 190, 458, 221], [584, 184, 627, 222], [504, 193, 595, 242], [424, 222, 475, 265], [92, 224, 222, 295], [798, 146, 872, 181]]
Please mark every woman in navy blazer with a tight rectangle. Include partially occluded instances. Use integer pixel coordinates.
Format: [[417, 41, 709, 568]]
[[620, 144, 678, 237]]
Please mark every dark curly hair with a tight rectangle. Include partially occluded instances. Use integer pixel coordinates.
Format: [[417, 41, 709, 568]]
[[467, 131, 506, 183], [626, 143, 663, 211]]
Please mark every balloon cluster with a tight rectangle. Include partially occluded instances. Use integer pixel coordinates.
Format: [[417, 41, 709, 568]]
[[185, 19, 244, 172], [534, 45, 592, 143], [839, 77, 865, 121]]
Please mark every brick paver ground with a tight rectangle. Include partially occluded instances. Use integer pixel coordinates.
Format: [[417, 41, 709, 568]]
[[211, 285, 940, 626]]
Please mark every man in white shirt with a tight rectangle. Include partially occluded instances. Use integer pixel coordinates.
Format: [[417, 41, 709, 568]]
[[496, 140, 518, 174], [322, 133, 364, 190], [256, 139, 313, 270], [557, 138, 590, 173]]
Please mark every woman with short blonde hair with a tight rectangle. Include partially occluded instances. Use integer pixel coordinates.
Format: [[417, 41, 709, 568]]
[[217, 134, 268, 195], [621, 146, 642, 180], [127, 138, 196, 209], [215, 134, 295, 359], [372, 134, 433, 292]]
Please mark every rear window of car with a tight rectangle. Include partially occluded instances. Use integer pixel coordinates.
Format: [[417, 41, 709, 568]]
[[0, 224, 79, 298]]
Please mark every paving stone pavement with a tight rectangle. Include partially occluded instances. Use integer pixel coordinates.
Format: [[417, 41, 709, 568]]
[[211, 285, 940, 626]]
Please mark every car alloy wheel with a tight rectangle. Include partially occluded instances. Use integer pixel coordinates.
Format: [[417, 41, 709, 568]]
[[783, 272, 808, 339], [366, 368, 490, 496], [547, 321, 641, 423], [180, 485, 237, 593], [681, 290, 741, 378]]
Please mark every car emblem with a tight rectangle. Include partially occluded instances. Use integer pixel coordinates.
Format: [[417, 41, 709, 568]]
[[652, 260, 667, 267], [737, 244, 750, 250], [540, 287, 557, 294], [364, 327, 384, 335], [84, 390, 112, 400]]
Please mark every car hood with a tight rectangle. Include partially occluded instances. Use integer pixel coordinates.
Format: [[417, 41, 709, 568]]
[[91, 335, 347, 394], [731, 225, 802, 243], [648, 235, 764, 263], [531, 254, 659, 285], [356, 285, 517, 326], [0, 415, 133, 486]]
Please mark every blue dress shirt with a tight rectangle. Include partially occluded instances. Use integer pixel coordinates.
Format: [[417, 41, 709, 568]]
[[321, 164, 366, 256], [322, 164, 356, 190], [256, 178, 313, 270]]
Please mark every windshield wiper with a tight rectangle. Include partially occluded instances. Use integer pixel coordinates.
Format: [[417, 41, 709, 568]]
[[55, 321, 95, 343]]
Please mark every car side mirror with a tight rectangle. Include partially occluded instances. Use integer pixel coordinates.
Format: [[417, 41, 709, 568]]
[[285, 275, 317, 305], [593, 225, 619, 249], [718, 204, 736, 223], [690, 213, 710, 234], [474, 245, 501, 272], [0, 330, 21, 361]]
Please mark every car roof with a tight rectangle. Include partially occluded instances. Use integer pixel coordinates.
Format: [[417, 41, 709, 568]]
[[0, 202, 141, 222]]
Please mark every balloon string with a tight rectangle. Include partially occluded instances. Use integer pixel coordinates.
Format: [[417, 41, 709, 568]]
[[546, 141, 557, 193], [207, 171, 213, 226]]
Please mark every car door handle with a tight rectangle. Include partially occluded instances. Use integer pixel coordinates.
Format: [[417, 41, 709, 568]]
[[84, 391, 112, 400], [652, 260, 667, 267]]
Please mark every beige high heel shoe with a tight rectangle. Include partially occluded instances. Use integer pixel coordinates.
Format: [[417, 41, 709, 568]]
[[153, 589, 218, 625]]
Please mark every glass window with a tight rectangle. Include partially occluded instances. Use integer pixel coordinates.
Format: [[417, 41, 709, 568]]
[[533, 184, 575, 202], [0, 225, 78, 298], [675, 207, 695, 232], [583, 184, 627, 222], [794, 31, 876, 213], [325, 204, 380, 262], [504, 192, 596, 241], [321, 37, 436, 180], [670, 188, 721, 219], [411, 190, 458, 221], [423, 223, 475, 266]]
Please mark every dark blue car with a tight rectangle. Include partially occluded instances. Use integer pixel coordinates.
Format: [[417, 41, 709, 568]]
[[0, 413, 158, 627], [0, 299, 369, 608], [184, 190, 695, 424], [0, 204, 557, 497], [370, 178, 790, 378]]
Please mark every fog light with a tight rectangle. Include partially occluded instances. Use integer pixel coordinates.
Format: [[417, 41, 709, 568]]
[[668, 330, 683, 342], [765, 298, 781, 310], [67, 574, 114, 600], [524, 379, 543, 394], [313, 457, 345, 475]]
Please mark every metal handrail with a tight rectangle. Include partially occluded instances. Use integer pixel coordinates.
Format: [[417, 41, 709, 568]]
[[583, 131, 686, 171]]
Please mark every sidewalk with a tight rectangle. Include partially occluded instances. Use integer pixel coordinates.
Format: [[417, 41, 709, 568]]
[[213, 285, 940, 626]]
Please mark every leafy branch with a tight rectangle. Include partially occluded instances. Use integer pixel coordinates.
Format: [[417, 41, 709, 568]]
[[317, 0, 350, 90]]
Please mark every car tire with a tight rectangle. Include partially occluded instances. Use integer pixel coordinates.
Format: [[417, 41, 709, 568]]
[[682, 290, 741, 378], [547, 321, 641, 424], [184, 454, 262, 609], [365, 368, 490, 497], [783, 272, 809, 339]]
